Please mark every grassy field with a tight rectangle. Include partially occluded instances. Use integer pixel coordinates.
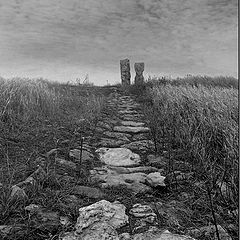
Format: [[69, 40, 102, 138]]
[[0, 77, 108, 239], [0, 75, 238, 239], [129, 75, 238, 238]]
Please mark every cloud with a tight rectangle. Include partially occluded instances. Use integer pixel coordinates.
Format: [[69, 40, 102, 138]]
[[0, 0, 237, 84]]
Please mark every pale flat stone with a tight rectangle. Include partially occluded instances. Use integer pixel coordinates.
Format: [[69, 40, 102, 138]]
[[129, 204, 156, 218], [114, 126, 150, 134], [80, 222, 119, 240], [103, 131, 131, 142], [89, 167, 151, 194], [120, 121, 145, 127], [96, 148, 141, 167], [75, 200, 128, 233], [146, 172, 166, 187]]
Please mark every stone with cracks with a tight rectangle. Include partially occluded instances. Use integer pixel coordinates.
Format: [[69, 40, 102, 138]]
[[96, 148, 141, 167], [120, 59, 131, 86], [89, 167, 151, 194], [75, 200, 128, 233], [146, 172, 166, 187], [134, 62, 144, 85], [129, 204, 156, 218], [120, 121, 145, 127], [121, 140, 154, 153], [114, 126, 150, 134], [96, 138, 127, 148], [103, 131, 131, 142]]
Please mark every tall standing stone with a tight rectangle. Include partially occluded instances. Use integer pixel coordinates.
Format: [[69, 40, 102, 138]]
[[120, 59, 131, 86], [134, 62, 144, 85]]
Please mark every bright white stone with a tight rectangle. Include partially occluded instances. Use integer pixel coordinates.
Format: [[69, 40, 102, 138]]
[[75, 200, 128, 233], [146, 172, 166, 187], [96, 148, 141, 167]]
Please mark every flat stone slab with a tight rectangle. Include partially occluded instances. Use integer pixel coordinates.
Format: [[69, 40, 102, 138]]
[[95, 138, 127, 148], [96, 148, 141, 167], [76, 200, 128, 232], [114, 126, 150, 134], [103, 131, 131, 142], [121, 140, 154, 153], [120, 121, 145, 127], [146, 172, 166, 187], [89, 167, 152, 194]]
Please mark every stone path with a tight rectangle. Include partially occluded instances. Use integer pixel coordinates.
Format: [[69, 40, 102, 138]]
[[61, 92, 197, 240], [3, 91, 232, 240]]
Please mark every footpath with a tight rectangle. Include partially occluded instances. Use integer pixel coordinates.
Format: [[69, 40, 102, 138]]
[[61, 91, 196, 240], [4, 91, 232, 239]]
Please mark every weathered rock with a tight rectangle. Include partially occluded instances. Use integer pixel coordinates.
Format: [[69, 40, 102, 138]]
[[90, 167, 151, 194], [119, 110, 139, 115], [134, 62, 144, 85], [132, 228, 195, 240], [96, 148, 141, 167], [120, 59, 131, 86], [120, 122, 144, 128], [103, 131, 131, 142], [129, 204, 156, 218], [146, 172, 166, 187], [96, 138, 127, 148], [62, 222, 119, 240], [73, 186, 105, 199], [55, 158, 77, 170], [187, 225, 232, 240], [114, 126, 150, 134], [75, 200, 128, 233], [121, 140, 154, 153], [10, 185, 28, 201], [80, 222, 119, 240]]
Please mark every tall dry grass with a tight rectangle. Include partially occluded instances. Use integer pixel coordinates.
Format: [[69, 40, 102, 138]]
[[0, 77, 105, 126], [143, 82, 238, 225]]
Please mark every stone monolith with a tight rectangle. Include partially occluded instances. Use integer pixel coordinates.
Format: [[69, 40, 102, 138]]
[[134, 62, 144, 84], [120, 59, 131, 86]]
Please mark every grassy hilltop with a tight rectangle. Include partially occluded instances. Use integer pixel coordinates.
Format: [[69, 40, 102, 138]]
[[0, 75, 238, 239]]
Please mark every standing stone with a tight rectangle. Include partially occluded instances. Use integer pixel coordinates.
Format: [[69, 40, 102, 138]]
[[134, 62, 144, 84], [120, 59, 131, 86]]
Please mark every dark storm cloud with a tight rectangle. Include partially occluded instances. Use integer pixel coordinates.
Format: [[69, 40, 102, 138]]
[[0, 0, 237, 84]]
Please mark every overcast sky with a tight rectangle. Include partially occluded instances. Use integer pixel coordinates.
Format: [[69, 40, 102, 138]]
[[0, 0, 237, 85]]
